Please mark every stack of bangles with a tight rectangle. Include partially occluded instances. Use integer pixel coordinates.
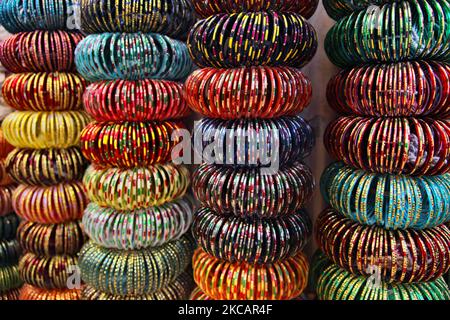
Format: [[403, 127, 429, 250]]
[[321, 162, 450, 229], [325, 0, 450, 68], [324, 116, 450, 175], [19, 285, 81, 300], [323, 0, 391, 20], [316, 208, 450, 283]]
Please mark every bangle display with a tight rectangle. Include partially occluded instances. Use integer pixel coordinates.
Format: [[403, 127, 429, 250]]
[[325, 0, 450, 68], [188, 12, 317, 68], [0, 185, 14, 217], [82, 197, 194, 250], [327, 61, 450, 117], [0, 214, 19, 240], [84, 80, 190, 122], [316, 208, 450, 283], [2, 111, 91, 149], [83, 164, 190, 211], [2, 72, 87, 111], [78, 236, 195, 296], [6, 147, 88, 186], [184, 67, 312, 119], [13, 182, 88, 224], [0, 239, 20, 266], [0, 31, 83, 73], [193, 162, 314, 217], [324, 116, 450, 175], [81, 121, 185, 168], [0, 0, 77, 33], [192, 207, 311, 264], [193, 249, 309, 300], [19, 285, 81, 300], [0, 265, 22, 292], [0, 288, 20, 300], [194, 117, 315, 167], [0, 129, 14, 158], [81, 272, 193, 300], [75, 33, 193, 82], [19, 252, 78, 289], [321, 162, 450, 229], [191, 0, 319, 18], [79, 0, 196, 39], [17, 220, 86, 257], [323, 0, 390, 20], [317, 263, 450, 300]]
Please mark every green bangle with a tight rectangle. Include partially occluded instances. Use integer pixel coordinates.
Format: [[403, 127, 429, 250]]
[[0, 265, 22, 292]]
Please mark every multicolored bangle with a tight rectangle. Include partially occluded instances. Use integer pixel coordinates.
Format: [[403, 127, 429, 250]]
[[188, 12, 317, 68], [78, 236, 195, 296], [19, 252, 78, 290], [316, 263, 450, 300], [13, 182, 88, 224], [75, 33, 193, 82], [2, 111, 91, 149], [6, 147, 88, 186], [17, 220, 86, 257], [194, 117, 315, 167], [0, 265, 22, 292], [193, 248, 309, 300], [325, 0, 450, 68], [0, 287, 20, 300], [316, 208, 450, 283], [184, 67, 312, 119], [2, 72, 87, 111], [84, 80, 190, 122], [324, 116, 450, 175], [193, 162, 315, 217], [189, 287, 211, 300], [79, 0, 196, 39], [191, 0, 319, 18], [83, 164, 190, 211], [0, 185, 14, 217], [192, 207, 311, 264], [0, 31, 83, 73], [323, 0, 390, 20], [82, 197, 194, 250], [327, 61, 450, 117], [19, 285, 81, 300], [81, 272, 194, 300], [80, 121, 185, 168], [0, 239, 20, 266], [0, 214, 19, 240], [321, 162, 450, 229]]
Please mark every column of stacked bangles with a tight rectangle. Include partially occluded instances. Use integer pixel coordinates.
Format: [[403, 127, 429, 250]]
[[312, 0, 450, 300], [0, 0, 91, 300], [185, 0, 318, 300], [74, 0, 196, 300]]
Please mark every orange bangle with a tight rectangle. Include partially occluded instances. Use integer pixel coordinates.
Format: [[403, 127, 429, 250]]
[[19, 284, 81, 300]]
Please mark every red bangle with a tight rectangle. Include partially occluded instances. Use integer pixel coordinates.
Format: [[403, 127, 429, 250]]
[[0, 129, 14, 159], [81, 121, 186, 168], [184, 66, 312, 119], [0, 288, 20, 300], [19, 284, 81, 300], [0, 185, 14, 217], [0, 160, 13, 186], [84, 79, 191, 121]]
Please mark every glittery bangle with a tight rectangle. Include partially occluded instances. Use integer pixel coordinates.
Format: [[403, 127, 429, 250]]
[[0, 265, 22, 292], [0, 31, 83, 72], [0, 185, 14, 217], [194, 117, 315, 167], [84, 80, 190, 122], [325, 0, 450, 68], [81, 272, 194, 300], [19, 284, 81, 300], [185, 67, 312, 119], [327, 61, 450, 117], [324, 116, 450, 175], [81, 121, 185, 168], [13, 182, 88, 224], [0, 287, 20, 300], [191, 0, 318, 18], [321, 162, 450, 229], [188, 12, 317, 68], [6, 147, 88, 186], [0, 239, 20, 266], [75, 33, 193, 82], [82, 197, 194, 250], [193, 249, 309, 300], [316, 208, 450, 283], [0, 214, 19, 240], [79, 0, 196, 39], [0, 129, 14, 159], [323, 0, 390, 20], [316, 263, 450, 300], [83, 164, 190, 211], [78, 235, 195, 296], [19, 252, 78, 290], [193, 162, 315, 217], [2, 72, 87, 111], [17, 220, 86, 257], [2, 111, 91, 149], [193, 207, 311, 264]]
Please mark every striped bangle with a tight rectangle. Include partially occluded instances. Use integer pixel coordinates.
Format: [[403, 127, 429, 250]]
[[19, 284, 81, 300], [0, 265, 22, 292], [0, 288, 20, 300], [323, 0, 390, 20], [0, 185, 14, 217], [0, 239, 20, 267], [0, 214, 19, 241], [82, 197, 194, 250]]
